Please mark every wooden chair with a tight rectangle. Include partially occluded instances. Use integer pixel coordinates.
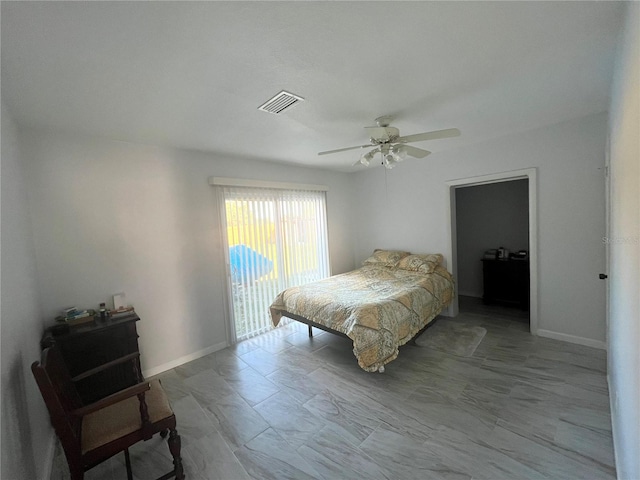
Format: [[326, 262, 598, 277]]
[[32, 345, 185, 480]]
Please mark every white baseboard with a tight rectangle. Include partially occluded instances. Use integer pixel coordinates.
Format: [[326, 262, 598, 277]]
[[536, 329, 607, 350], [457, 291, 483, 298], [142, 341, 228, 378], [42, 430, 56, 480]]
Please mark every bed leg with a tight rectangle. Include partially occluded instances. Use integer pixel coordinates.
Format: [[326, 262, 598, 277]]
[[308, 325, 313, 337], [378, 365, 385, 374]]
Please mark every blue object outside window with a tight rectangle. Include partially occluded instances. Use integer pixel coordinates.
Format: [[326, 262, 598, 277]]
[[229, 245, 273, 284]]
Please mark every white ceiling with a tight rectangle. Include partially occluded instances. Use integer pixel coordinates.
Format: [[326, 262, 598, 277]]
[[1, 1, 625, 172]]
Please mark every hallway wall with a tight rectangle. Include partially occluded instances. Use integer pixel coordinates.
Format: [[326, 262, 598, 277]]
[[456, 180, 529, 297]]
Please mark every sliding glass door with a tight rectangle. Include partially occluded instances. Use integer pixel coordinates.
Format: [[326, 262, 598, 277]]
[[219, 186, 330, 341]]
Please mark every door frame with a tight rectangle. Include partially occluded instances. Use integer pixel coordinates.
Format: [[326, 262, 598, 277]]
[[445, 168, 538, 335], [604, 134, 611, 346]]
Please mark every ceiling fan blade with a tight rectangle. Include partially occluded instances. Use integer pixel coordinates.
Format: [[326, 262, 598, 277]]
[[318, 144, 371, 156], [396, 128, 461, 144], [402, 145, 432, 159]]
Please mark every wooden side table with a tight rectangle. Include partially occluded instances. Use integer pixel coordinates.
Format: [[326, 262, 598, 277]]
[[481, 259, 529, 310], [41, 313, 142, 404]]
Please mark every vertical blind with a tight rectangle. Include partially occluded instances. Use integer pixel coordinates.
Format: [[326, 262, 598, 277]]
[[219, 186, 330, 341]]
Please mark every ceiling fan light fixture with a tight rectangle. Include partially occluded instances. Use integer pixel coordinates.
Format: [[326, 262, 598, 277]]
[[383, 154, 398, 169], [390, 145, 408, 161], [360, 150, 375, 166]]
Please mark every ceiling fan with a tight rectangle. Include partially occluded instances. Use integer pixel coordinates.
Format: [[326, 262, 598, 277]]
[[318, 116, 461, 169]]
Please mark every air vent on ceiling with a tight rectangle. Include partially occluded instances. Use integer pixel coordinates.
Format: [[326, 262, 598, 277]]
[[258, 90, 304, 114]]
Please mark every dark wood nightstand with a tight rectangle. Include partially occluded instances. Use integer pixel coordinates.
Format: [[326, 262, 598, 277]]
[[482, 259, 529, 310], [41, 313, 142, 404]]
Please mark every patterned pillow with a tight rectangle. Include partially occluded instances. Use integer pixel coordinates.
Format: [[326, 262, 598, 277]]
[[396, 253, 444, 274], [363, 249, 411, 268]]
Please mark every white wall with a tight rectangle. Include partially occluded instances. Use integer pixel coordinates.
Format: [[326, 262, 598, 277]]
[[352, 112, 607, 345], [607, 3, 640, 478], [456, 180, 529, 297], [1, 103, 53, 479], [19, 128, 355, 374]]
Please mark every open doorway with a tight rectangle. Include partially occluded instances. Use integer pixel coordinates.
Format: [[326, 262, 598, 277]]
[[456, 179, 529, 324], [446, 169, 538, 334]]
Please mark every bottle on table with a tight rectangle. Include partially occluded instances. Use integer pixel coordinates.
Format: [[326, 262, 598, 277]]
[[99, 303, 108, 320]]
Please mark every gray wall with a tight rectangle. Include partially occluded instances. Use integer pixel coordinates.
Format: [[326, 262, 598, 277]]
[[19, 128, 356, 376], [455, 180, 529, 297], [351, 112, 607, 346], [1, 103, 52, 479], [607, 3, 640, 478]]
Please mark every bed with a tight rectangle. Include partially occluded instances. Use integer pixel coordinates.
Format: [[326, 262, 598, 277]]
[[269, 249, 455, 372]]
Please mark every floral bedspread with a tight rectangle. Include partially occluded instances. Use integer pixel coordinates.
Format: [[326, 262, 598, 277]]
[[270, 264, 454, 372]]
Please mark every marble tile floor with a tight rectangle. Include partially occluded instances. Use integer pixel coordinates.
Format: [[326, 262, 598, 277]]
[[50, 299, 615, 480]]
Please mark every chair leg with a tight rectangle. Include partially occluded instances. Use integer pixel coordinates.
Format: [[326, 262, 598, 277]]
[[124, 448, 133, 480], [168, 428, 185, 480]]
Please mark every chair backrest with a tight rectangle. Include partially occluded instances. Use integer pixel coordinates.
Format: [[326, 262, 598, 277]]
[[32, 346, 84, 454]]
